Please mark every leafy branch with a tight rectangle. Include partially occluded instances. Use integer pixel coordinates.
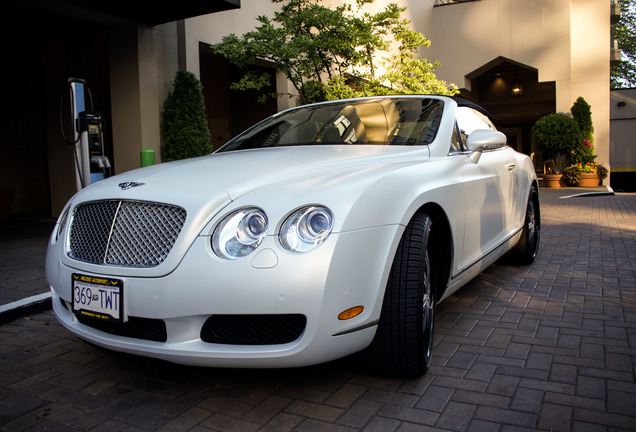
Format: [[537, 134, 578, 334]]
[[212, 0, 457, 105]]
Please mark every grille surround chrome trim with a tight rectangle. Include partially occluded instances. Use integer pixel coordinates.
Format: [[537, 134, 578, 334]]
[[68, 200, 187, 268]]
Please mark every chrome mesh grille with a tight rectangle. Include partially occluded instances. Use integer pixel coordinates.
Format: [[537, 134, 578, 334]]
[[68, 200, 187, 267]]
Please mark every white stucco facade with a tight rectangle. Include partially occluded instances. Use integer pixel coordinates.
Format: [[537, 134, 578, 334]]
[[102, 0, 615, 205]]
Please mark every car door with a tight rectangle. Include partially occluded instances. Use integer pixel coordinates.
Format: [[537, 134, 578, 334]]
[[454, 107, 518, 271]]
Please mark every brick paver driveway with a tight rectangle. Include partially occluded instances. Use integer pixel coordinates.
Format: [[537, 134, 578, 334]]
[[1, 189, 635, 431]]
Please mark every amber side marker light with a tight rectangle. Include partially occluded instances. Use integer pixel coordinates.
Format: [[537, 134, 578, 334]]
[[338, 306, 364, 320]]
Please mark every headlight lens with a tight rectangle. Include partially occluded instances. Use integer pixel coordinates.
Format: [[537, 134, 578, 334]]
[[55, 205, 71, 243], [212, 208, 268, 259], [280, 206, 334, 253]]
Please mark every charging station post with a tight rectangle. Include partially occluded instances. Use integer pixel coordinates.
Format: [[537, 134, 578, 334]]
[[68, 79, 90, 191], [66, 78, 111, 191]]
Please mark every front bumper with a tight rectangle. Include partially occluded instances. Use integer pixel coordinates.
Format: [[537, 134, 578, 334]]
[[49, 225, 402, 368]]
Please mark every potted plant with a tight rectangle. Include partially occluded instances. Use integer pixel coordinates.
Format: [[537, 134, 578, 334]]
[[564, 162, 609, 188], [571, 97, 594, 147], [161, 70, 212, 162], [577, 162, 599, 187], [597, 164, 608, 185], [562, 165, 581, 187], [570, 97, 599, 187], [564, 162, 599, 187], [533, 113, 581, 188]]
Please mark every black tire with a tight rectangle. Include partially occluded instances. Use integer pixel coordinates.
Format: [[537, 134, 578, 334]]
[[508, 186, 540, 265], [363, 212, 435, 378]]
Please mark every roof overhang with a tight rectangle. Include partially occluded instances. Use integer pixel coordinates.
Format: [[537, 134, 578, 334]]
[[11, 0, 241, 26]]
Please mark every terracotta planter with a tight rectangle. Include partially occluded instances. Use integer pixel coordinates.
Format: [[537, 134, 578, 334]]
[[576, 173, 599, 187], [543, 174, 564, 188]]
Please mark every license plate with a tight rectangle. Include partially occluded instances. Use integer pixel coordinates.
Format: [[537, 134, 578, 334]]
[[72, 274, 123, 322]]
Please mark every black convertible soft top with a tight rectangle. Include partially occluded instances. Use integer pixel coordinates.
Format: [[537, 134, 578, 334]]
[[451, 96, 498, 128]]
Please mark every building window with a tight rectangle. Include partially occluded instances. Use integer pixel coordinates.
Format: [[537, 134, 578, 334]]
[[434, 0, 481, 6]]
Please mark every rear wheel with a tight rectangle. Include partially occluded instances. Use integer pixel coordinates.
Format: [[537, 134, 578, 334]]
[[364, 212, 435, 378], [507, 186, 540, 265]]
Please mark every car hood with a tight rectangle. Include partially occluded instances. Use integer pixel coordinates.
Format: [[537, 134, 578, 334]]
[[61, 145, 429, 277], [79, 145, 429, 206]]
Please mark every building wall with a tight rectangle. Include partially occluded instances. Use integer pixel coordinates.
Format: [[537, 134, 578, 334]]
[[415, 0, 610, 168], [109, 23, 178, 175], [423, 1, 573, 87], [172, 0, 610, 164], [610, 88, 636, 191], [106, 0, 285, 178], [610, 88, 636, 169], [0, 0, 615, 218], [570, 0, 610, 167], [106, 0, 613, 192], [183, 0, 280, 78], [184, 0, 295, 113], [0, 6, 113, 217]]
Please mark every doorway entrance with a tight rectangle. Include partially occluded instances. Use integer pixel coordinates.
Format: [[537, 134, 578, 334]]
[[461, 57, 556, 169], [199, 44, 278, 152]]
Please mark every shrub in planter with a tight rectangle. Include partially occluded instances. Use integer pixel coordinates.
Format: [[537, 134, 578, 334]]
[[161, 71, 212, 162], [574, 139, 596, 164], [571, 97, 593, 143], [562, 165, 581, 186], [570, 97, 596, 164], [597, 164, 608, 184], [533, 113, 581, 174]]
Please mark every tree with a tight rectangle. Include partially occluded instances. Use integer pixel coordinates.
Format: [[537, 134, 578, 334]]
[[161, 71, 212, 162], [212, 0, 457, 105], [611, 0, 636, 88]]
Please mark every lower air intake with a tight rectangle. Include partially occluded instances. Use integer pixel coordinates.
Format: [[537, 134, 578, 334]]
[[201, 314, 307, 345], [76, 313, 167, 343]]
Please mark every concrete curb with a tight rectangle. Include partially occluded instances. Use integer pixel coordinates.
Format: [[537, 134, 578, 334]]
[[0, 293, 52, 325], [559, 185, 615, 199]]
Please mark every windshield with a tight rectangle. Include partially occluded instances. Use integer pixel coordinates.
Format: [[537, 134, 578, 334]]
[[219, 98, 444, 152]]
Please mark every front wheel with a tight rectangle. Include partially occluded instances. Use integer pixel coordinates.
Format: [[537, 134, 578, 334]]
[[363, 212, 436, 378]]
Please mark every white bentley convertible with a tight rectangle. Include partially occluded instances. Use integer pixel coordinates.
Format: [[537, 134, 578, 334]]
[[46, 96, 539, 377]]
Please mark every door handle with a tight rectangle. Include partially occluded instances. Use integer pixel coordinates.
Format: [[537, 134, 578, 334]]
[[506, 164, 516, 172]]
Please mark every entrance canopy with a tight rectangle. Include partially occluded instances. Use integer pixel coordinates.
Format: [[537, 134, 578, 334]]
[[462, 56, 555, 129], [8, 0, 240, 26]]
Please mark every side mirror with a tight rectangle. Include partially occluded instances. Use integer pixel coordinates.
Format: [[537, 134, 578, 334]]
[[465, 130, 507, 163]]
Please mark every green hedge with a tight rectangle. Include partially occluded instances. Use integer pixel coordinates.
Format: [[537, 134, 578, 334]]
[[533, 113, 580, 173], [161, 71, 212, 162]]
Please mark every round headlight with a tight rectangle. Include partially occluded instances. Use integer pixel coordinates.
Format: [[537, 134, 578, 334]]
[[54, 205, 71, 243], [237, 210, 268, 244], [280, 206, 334, 253], [212, 208, 268, 259]]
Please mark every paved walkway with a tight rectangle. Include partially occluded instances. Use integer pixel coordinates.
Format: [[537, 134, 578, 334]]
[[0, 187, 634, 431], [0, 218, 53, 303], [0, 217, 53, 323]]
